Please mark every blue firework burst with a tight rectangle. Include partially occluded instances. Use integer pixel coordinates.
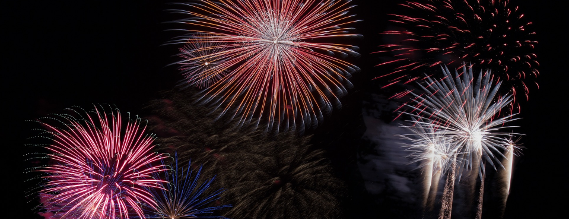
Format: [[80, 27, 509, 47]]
[[147, 153, 231, 219]]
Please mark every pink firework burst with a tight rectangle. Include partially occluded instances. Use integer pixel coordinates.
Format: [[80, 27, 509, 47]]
[[376, 0, 538, 111], [173, 0, 361, 132], [36, 106, 168, 219]]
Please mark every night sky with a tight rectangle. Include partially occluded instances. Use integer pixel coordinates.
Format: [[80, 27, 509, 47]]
[[6, 0, 568, 218]]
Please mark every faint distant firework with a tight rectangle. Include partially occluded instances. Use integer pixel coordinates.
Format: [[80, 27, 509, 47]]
[[177, 34, 228, 89], [147, 91, 343, 218], [172, 0, 361, 132], [376, 0, 538, 109], [28, 106, 168, 219], [146, 90, 265, 170], [219, 134, 344, 219], [146, 153, 231, 218]]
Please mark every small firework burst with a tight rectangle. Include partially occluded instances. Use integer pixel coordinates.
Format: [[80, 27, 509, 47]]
[[29, 106, 168, 219], [177, 34, 228, 89], [403, 64, 519, 174], [401, 119, 459, 176], [377, 0, 538, 107], [218, 133, 344, 219], [171, 0, 361, 132], [146, 153, 231, 219]]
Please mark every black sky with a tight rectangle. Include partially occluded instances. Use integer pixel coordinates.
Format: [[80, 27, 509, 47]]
[[5, 0, 568, 218]]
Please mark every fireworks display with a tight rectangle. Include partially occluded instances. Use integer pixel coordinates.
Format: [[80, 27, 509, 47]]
[[19, 0, 556, 218], [376, 0, 538, 107], [32, 106, 168, 219], [172, 0, 361, 132], [146, 153, 231, 218]]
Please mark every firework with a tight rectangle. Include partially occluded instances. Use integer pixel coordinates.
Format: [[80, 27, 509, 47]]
[[377, 0, 538, 108], [177, 34, 228, 89], [172, 0, 361, 132], [404, 65, 518, 174], [146, 153, 231, 218], [218, 133, 344, 219], [32, 106, 168, 219], [400, 119, 459, 210]]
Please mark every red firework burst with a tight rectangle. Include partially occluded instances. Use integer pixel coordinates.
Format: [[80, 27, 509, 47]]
[[174, 0, 361, 132], [376, 0, 538, 110], [37, 106, 168, 219]]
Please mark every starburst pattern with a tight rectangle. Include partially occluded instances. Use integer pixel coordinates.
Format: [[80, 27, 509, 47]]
[[377, 0, 538, 108], [172, 0, 361, 132], [33, 106, 168, 219]]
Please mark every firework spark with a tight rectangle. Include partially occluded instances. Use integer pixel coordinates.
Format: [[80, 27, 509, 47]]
[[146, 153, 231, 218], [377, 0, 538, 108], [404, 65, 518, 174], [172, 0, 361, 132], [33, 106, 168, 219]]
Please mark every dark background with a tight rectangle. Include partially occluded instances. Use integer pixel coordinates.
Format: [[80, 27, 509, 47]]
[[4, 0, 567, 218]]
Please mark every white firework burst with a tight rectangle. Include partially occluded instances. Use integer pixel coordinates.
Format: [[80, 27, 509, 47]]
[[404, 64, 519, 174]]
